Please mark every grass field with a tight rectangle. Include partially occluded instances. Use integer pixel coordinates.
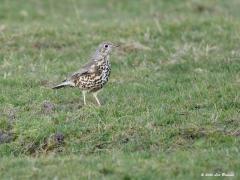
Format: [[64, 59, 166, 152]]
[[0, 0, 240, 179]]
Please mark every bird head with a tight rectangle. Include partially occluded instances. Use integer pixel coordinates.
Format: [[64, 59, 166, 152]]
[[93, 42, 119, 60]]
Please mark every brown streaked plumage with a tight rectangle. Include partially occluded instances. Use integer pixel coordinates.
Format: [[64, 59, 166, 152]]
[[52, 42, 118, 106]]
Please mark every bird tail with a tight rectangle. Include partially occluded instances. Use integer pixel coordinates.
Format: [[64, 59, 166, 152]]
[[52, 80, 75, 89]]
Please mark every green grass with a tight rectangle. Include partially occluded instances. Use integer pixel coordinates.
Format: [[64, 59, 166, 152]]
[[0, 0, 240, 179]]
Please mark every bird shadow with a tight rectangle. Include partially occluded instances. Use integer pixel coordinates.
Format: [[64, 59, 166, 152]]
[[56, 98, 84, 111], [56, 97, 103, 111]]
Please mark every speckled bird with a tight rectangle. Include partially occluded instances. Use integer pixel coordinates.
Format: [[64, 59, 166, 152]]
[[52, 42, 118, 106]]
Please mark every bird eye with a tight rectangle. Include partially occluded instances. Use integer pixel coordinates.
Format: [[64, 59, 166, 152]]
[[104, 44, 108, 48]]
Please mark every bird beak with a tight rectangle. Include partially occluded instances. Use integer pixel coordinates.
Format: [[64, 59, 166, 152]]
[[113, 44, 120, 48]]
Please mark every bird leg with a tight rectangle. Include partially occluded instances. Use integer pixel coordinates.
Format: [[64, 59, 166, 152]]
[[93, 93, 101, 106], [82, 91, 86, 105]]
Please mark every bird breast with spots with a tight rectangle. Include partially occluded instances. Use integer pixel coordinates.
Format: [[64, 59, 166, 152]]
[[75, 60, 111, 91]]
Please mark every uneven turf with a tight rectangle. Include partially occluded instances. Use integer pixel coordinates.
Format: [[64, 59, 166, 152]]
[[0, 0, 239, 179]]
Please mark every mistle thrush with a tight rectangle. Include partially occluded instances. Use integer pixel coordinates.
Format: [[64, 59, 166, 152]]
[[52, 42, 118, 106]]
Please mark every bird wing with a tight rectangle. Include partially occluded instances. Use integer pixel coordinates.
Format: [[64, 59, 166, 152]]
[[69, 61, 99, 81]]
